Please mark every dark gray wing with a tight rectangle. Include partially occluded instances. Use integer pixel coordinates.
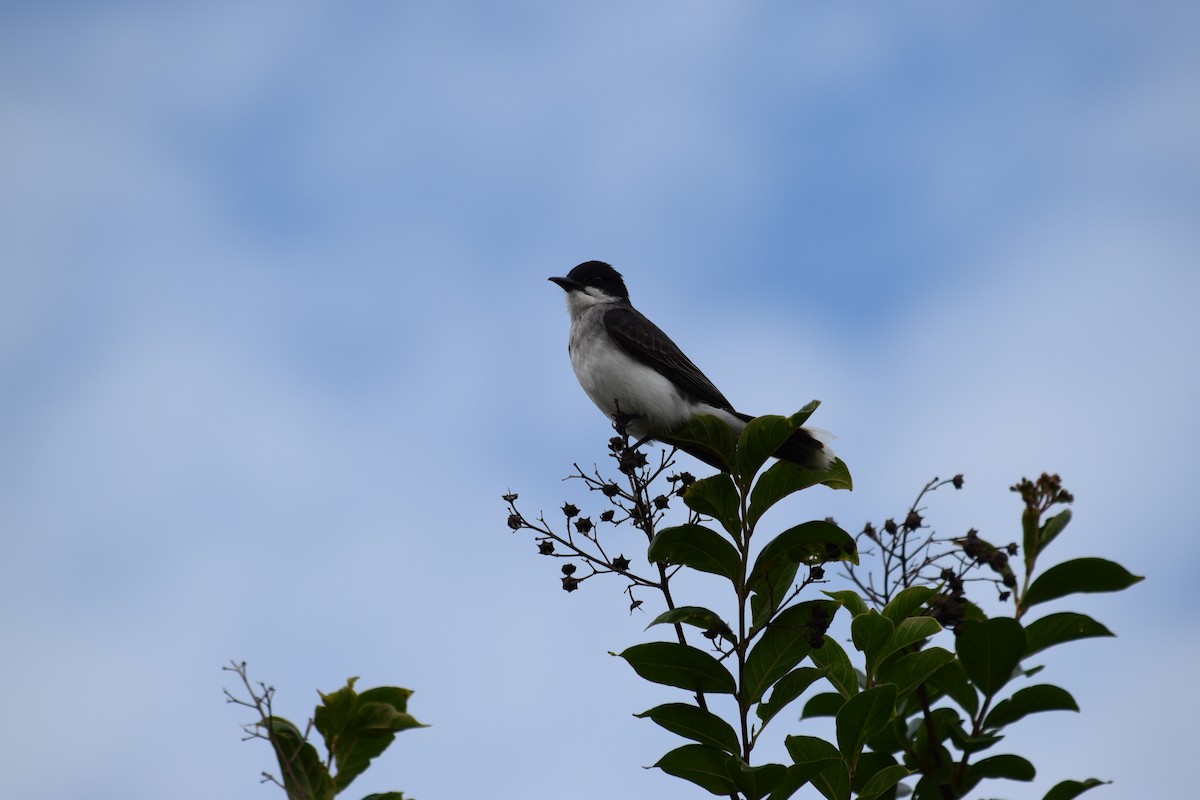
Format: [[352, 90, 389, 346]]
[[603, 306, 735, 411]]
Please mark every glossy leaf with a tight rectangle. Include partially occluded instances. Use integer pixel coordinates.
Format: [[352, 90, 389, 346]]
[[748, 458, 853, 528], [758, 667, 827, 726], [858, 764, 913, 800], [618, 642, 737, 694], [927, 660, 979, 717], [970, 753, 1036, 781], [1043, 778, 1111, 800], [876, 647, 955, 699], [749, 521, 858, 593], [1023, 557, 1144, 608], [948, 729, 1004, 758], [1024, 612, 1115, 657], [662, 414, 737, 472], [312, 681, 424, 793], [811, 635, 860, 698], [728, 759, 788, 800], [912, 709, 961, 776], [744, 601, 837, 703], [824, 589, 869, 617], [1022, 506, 1041, 563], [863, 715, 909, 757], [851, 610, 896, 665], [636, 703, 740, 754], [836, 684, 898, 767], [877, 617, 942, 669], [750, 559, 801, 631], [801, 692, 846, 719], [314, 679, 360, 750], [646, 606, 736, 645], [956, 618, 1027, 698], [1039, 508, 1072, 550], [261, 716, 336, 800], [763, 765, 817, 800], [984, 684, 1078, 729], [681, 474, 742, 538], [736, 414, 799, 485], [784, 735, 846, 800], [647, 524, 740, 582], [786, 399, 821, 428], [881, 586, 937, 624], [653, 744, 738, 795], [852, 751, 898, 794]]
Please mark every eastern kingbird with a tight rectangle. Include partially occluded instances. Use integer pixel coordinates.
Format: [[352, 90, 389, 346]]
[[549, 261, 834, 471]]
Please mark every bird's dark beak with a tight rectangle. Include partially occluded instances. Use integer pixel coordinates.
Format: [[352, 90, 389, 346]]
[[548, 276, 579, 292]]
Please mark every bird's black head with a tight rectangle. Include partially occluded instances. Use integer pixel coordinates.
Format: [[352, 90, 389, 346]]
[[549, 261, 630, 300]]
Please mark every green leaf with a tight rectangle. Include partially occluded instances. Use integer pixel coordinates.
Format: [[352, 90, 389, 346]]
[[681, 474, 742, 537], [852, 752, 899, 797], [647, 524, 740, 582], [736, 414, 799, 485], [801, 692, 845, 719], [956, 618, 1027, 698], [748, 457, 852, 528], [749, 521, 858, 592], [851, 611, 896, 665], [646, 606, 736, 645], [636, 703, 740, 754], [785, 399, 821, 428], [811, 635, 859, 698], [927, 660, 978, 717], [1043, 778, 1112, 800], [652, 744, 738, 795], [312, 680, 425, 794], [355, 686, 414, 717], [858, 764, 913, 800], [835, 684, 898, 767], [820, 458, 854, 491], [758, 667, 827, 726], [663, 414, 737, 473], [911, 708, 963, 770], [744, 601, 838, 703], [1023, 557, 1144, 608], [727, 760, 788, 800], [261, 716, 336, 800], [863, 715, 908, 757], [824, 589, 869, 617], [881, 586, 937, 624], [618, 642, 737, 694], [1039, 508, 1072, 550], [984, 684, 1078, 729], [750, 560, 801, 631], [876, 647, 955, 699], [949, 727, 1004, 757], [314, 678, 360, 751], [1024, 612, 1115, 657], [785, 734, 843, 765], [361, 793, 406, 800], [970, 753, 1036, 781], [783, 735, 847, 800], [1022, 506, 1041, 563], [766, 765, 820, 800], [810, 762, 852, 800], [335, 715, 423, 791], [877, 617, 942, 669]]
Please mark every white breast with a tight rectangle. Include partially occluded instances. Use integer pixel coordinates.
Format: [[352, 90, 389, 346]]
[[568, 313, 694, 439]]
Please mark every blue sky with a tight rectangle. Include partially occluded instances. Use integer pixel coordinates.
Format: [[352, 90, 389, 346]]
[[2, 3, 1197, 799]]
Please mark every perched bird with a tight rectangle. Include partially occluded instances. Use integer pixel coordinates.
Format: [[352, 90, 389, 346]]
[[549, 261, 833, 471]]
